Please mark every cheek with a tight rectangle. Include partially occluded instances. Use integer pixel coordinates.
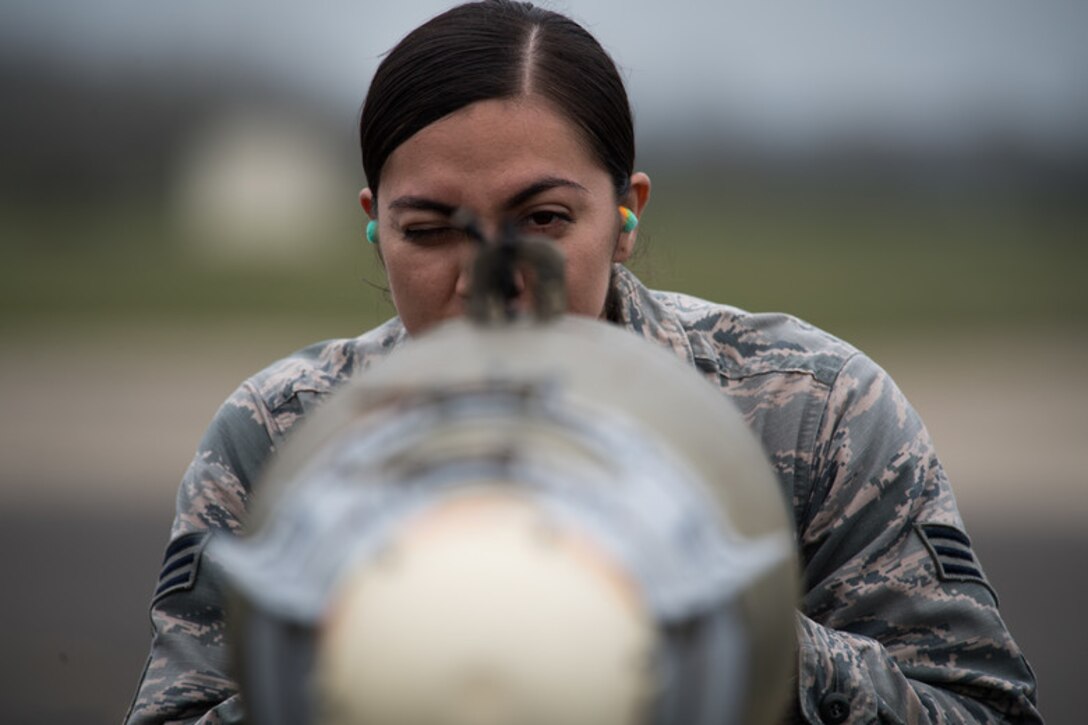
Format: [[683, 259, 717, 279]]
[[562, 232, 619, 318], [382, 247, 464, 332]]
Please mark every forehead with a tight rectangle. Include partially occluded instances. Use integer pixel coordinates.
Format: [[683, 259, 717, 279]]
[[378, 97, 608, 204]]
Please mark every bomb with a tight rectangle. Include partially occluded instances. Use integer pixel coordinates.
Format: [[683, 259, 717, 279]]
[[211, 216, 799, 725]]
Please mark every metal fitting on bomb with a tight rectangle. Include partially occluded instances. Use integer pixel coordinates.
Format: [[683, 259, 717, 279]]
[[453, 208, 567, 324]]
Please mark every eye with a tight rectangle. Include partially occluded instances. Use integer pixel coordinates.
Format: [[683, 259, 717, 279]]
[[520, 209, 572, 235]]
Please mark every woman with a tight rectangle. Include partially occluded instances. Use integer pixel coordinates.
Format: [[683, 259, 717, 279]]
[[125, 2, 1040, 723]]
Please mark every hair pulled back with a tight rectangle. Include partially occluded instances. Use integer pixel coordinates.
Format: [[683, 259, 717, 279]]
[[359, 0, 634, 199]]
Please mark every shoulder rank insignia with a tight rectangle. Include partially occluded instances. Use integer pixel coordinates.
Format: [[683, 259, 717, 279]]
[[916, 522, 997, 603], [153, 531, 208, 603]]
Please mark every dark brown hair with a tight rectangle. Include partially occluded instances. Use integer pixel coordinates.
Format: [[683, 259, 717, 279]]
[[359, 0, 635, 199]]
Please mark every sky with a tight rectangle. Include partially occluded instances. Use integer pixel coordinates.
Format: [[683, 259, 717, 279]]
[[4, 0, 1088, 154]]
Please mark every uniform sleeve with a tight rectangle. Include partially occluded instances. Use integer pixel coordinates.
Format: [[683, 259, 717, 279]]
[[792, 353, 1040, 723], [124, 381, 277, 725]]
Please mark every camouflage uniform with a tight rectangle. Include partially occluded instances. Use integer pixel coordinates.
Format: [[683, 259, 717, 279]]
[[125, 265, 1040, 724]]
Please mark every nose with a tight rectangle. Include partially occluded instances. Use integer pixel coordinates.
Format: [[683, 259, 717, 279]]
[[508, 268, 528, 307], [454, 239, 476, 301]]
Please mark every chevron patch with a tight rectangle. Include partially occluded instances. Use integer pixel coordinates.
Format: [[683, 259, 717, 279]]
[[917, 523, 997, 602], [153, 532, 208, 603]]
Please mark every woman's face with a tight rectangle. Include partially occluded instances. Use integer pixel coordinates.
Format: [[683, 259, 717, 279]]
[[360, 96, 650, 336]]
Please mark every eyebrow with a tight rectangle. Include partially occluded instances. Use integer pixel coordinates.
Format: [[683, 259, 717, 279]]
[[386, 176, 588, 217], [503, 176, 588, 209], [387, 196, 456, 215]]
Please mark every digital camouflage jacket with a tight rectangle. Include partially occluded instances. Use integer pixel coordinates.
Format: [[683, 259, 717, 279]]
[[125, 265, 1041, 724]]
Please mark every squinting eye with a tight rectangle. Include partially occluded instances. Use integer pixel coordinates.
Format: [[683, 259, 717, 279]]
[[402, 226, 464, 245]]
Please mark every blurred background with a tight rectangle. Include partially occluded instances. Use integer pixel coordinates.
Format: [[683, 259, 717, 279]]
[[1, 1, 1084, 722]]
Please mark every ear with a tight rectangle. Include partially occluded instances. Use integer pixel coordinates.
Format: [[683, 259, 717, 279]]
[[613, 172, 651, 263], [359, 188, 385, 261], [359, 188, 375, 218]]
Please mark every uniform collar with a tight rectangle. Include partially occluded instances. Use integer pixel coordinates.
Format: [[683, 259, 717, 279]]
[[608, 264, 697, 370]]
